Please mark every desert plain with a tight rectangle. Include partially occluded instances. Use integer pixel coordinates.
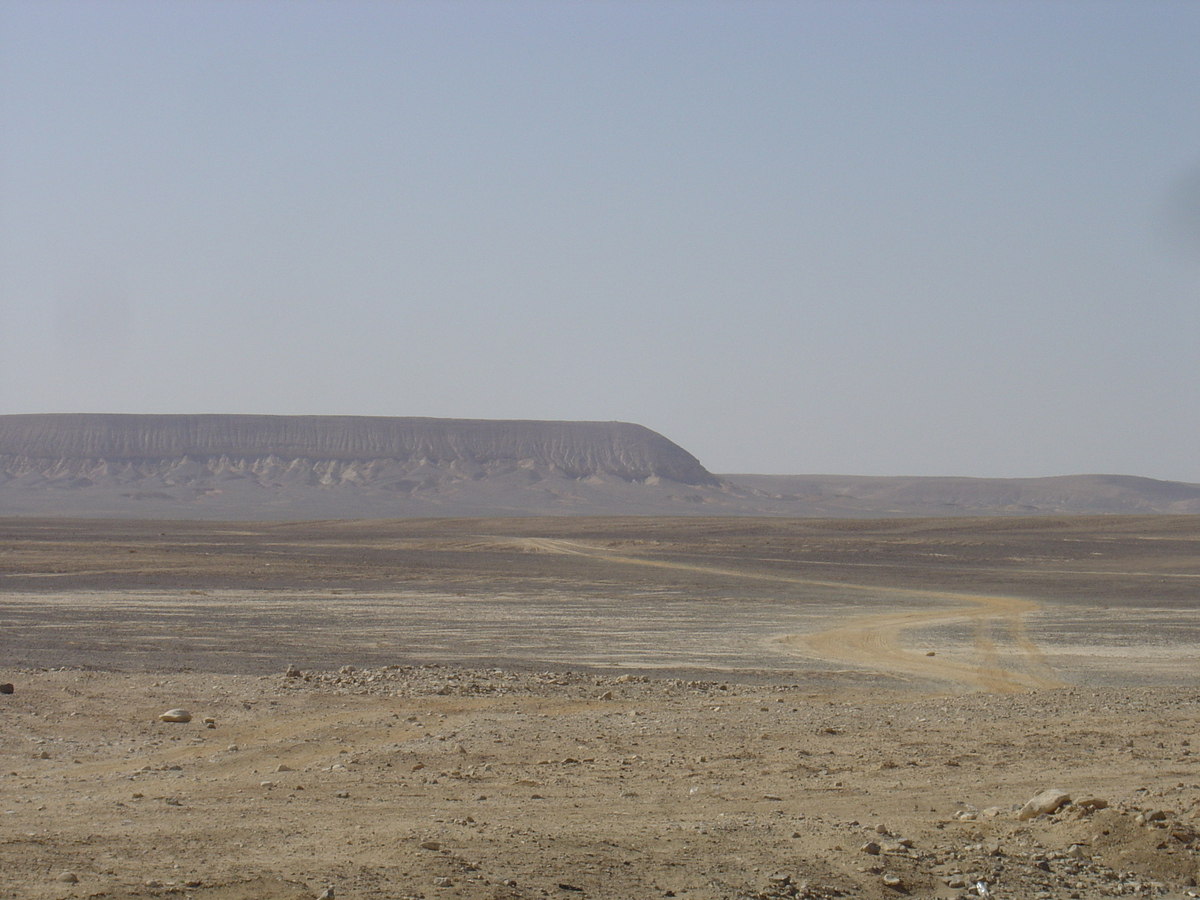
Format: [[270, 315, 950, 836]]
[[2, 514, 1200, 900]]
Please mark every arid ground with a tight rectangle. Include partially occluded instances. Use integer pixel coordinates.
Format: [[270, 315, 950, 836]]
[[2, 516, 1200, 900]]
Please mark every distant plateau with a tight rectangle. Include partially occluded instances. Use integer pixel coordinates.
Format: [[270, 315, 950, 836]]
[[1, 413, 1197, 519]]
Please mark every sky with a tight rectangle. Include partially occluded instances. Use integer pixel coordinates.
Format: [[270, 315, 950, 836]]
[[1, 1, 1198, 480]]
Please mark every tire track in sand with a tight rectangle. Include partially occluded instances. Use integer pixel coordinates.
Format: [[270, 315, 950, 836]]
[[789, 590, 1061, 692], [509, 537, 1062, 692]]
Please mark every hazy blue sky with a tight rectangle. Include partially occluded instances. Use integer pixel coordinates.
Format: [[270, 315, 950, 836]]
[[2, 1, 1198, 480]]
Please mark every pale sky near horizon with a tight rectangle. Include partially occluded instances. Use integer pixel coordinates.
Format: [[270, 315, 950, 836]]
[[1, 1, 1198, 481]]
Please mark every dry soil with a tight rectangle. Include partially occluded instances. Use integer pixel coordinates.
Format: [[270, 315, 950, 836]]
[[2, 516, 1199, 900]]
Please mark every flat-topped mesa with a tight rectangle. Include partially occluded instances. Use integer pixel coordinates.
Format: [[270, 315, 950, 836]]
[[0, 414, 721, 486]]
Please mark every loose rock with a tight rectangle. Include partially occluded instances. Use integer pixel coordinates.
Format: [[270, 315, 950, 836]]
[[1017, 788, 1071, 820], [159, 708, 193, 723]]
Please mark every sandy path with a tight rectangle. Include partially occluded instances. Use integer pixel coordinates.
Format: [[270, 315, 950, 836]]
[[791, 590, 1063, 692], [511, 537, 1063, 691]]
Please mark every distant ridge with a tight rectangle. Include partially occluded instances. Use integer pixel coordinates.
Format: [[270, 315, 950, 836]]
[[730, 473, 1200, 517], [1, 414, 1198, 519], [0, 414, 718, 485], [0, 413, 729, 519]]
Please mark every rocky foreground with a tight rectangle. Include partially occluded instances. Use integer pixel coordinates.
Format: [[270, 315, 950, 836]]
[[3, 665, 1200, 900]]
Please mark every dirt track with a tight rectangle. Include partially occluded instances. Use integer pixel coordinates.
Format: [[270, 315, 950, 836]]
[[794, 590, 1060, 692], [504, 535, 1092, 691], [2, 515, 1200, 900]]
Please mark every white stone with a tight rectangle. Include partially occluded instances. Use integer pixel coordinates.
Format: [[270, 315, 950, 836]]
[[1017, 788, 1071, 820]]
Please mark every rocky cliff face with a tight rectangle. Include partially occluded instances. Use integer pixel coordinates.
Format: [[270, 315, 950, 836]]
[[0, 415, 716, 484], [0, 414, 725, 518], [0, 414, 719, 485], [3, 415, 1198, 520]]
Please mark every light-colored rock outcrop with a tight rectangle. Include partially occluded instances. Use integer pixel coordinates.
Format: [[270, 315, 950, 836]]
[[1017, 788, 1072, 820]]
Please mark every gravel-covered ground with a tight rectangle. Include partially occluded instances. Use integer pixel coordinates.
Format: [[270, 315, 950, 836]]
[[4, 664, 1200, 900], [1, 516, 1198, 899]]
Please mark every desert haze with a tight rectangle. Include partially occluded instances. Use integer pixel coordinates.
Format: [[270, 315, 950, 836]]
[[2, 414, 1198, 518], [3, 416, 1200, 900]]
